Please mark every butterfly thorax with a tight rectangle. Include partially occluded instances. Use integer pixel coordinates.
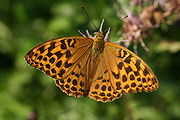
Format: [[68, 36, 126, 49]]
[[89, 31, 105, 81], [92, 31, 105, 53]]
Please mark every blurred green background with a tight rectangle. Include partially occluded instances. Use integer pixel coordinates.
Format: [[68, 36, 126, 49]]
[[0, 0, 180, 120]]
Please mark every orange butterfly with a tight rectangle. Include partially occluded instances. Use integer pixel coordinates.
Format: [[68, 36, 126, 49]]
[[25, 20, 159, 102]]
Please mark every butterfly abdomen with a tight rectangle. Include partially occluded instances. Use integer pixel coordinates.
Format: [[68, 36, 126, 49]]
[[88, 32, 105, 81]]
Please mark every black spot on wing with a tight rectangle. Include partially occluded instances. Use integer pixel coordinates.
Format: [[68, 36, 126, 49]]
[[55, 51, 63, 59], [34, 53, 38, 57], [58, 69, 65, 77], [131, 82, 136, 87], [46, 53, 53, 57], [65, 50, 71, 58], [60, 40, 67, 49], [112, 72, 120, 79], [64, 61, 73, 68], [71, 39, 76, 47], [95, 84, 99, 89], [49, 57, 55, 63], [72, 79, 77, 85], [117, 62, 123, 70], [67, 39, 76, 48], [118, 49, 127, 58], [66, 78, 71, 83], [122, 75, 127, 82], [67, 39, 72, 47], [71, 86, 77, 91], [45, 64, 50, 69], [101, 85, 106, 91], [56, 61, 62, 68], [143, 68, 149, 76], [124, 84, 129, 89], [43, 57, 47, 61], [37, 55, 43, 60], [51, 68, 56, 73], [125, 66, 133, 74], [135, 60, 141, 71], [116, 82, 121, 90], [48, 42, 56, 52], [134, 71, 140, 76], [38, 45, 46, 53], [124, 55, 132, 64], [27, 50, 34, 58], [130, 74, 135, 80]]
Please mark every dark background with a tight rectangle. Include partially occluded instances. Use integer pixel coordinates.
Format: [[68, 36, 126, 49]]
[[0, 0, 180, 120]]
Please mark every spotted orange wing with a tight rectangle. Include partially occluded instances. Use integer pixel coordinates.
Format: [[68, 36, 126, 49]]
[[25, 20, 159, 103], [25, 37, 93, 97], [88, 41, 159, 102], [105, 42, 159, 94], [88, 53, 122, 102]]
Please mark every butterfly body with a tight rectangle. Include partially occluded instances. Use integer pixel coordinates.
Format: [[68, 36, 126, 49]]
[[89, 31, 105, 81], [25, 20, 159, 102]]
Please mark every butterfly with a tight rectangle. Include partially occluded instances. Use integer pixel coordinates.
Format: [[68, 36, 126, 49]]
[[25, 19, 159, 102]]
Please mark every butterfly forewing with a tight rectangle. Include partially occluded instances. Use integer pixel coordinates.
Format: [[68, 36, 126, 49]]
[[104, 42, 159, 94], [55, 47, 92, 97], [25, 37, 93, 97]]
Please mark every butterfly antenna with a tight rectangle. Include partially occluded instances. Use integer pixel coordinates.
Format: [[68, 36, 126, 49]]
[[81, 5, 98, 30], [99, 19, 104, 31]]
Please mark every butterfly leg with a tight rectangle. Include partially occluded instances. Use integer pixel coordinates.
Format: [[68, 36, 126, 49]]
[[123, 39, 131, 48], [86, 30, 94, 39], [133, 41, 138, 54], [139, 38, 149, 51], [99, 19, 104, 31], [78, 30, 86, 37], [114, 39, 129, 44], [104, 28, 111, 41]]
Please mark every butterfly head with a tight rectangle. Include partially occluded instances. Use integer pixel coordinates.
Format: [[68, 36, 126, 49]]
[[94, 19, 105, 41], [94, 19, 110, 42], [94, 31, 104, 41]]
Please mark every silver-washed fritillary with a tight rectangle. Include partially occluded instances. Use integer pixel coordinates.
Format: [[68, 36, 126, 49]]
[[25, 20, 159, 102]]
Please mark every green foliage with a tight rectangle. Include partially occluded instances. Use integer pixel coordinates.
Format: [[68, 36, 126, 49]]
[[0, 0, 180, 120]]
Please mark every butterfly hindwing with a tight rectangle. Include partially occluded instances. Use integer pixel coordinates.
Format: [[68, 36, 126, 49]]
[[56, 48, 92, 97], [25, 37, 93, 97], [89, 54, 121, 102]]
